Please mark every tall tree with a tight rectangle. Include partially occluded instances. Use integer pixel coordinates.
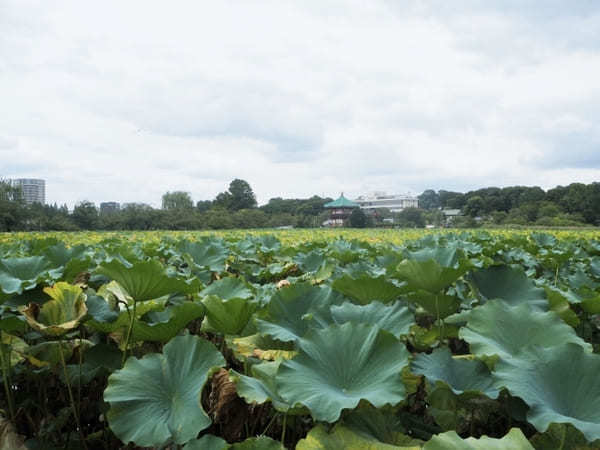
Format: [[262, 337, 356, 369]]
[[72, 201, 99, 229], [228, 179, 257, 210], [418, 189, 440, 210], [161, 191, 194, 210]]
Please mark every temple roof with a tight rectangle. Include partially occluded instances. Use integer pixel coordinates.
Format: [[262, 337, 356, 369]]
[[324, 193, 360, 209]]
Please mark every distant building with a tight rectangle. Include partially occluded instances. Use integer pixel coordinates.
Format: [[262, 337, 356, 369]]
[[10, 178, 45, 204], [323, 193, 359, 227], [354, 191, 418, 212], [100, 202, 120, 214]]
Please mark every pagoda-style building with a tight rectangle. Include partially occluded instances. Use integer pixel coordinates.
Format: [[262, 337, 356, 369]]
[[324, 193, 360, 227]]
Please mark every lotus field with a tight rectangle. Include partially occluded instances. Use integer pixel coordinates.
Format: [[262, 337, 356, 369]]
[[1, 229, 600, 449]]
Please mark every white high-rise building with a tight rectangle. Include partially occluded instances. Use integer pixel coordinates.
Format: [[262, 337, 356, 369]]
[[11, 179, 45, 204], [354, 191, 418, 212]]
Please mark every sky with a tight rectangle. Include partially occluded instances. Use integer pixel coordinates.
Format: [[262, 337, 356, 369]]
[[2, 1, 600, 208]]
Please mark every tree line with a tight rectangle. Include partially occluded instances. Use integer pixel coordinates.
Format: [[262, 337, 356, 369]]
[[418, 182, 600, 226], [0, 179, 333, 231], [2, 177, 599, 231]]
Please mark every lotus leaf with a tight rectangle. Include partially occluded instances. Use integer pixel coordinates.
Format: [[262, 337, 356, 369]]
[[24, 340, 76, 367], [422, 428, 533, 449], [405, 291, 461, 319], [493, 343, 600, 442], [202, 295, 257, 335], [96, 259, 199, 302], [332, 274, 407, 305], [470, 265, 547, 309], [411, 348, 498, 398], [455, 300, 591, 361], [542, 285, 580, 327], [85, 294, 119, 323], [297, 424, 419, 450], [179, 240, 229, 273], [330, 301, 414, 338], [342, 406, 424, 447], [183, 435, 229, 450], [255, 283, 343, 342], [88, 300, 204, 345], [104, 334, 225, 447], [276, 323, 409, 422], [230, 360, 297, 413], [229, 334, 297, 361], [21, 282, 88, 336], [395, 247, 471, 293], [1, 331, 28, 366], [201, 276, 254, 300], [529, 423, 594, 450], [0, 256, 51, 295]]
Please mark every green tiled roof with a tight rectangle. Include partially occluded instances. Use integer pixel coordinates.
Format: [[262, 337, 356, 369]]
[[324, 194, 360, 209]]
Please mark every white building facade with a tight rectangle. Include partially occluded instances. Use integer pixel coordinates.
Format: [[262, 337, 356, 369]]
[[353, 192, 418, 212], [10, 178, 45, 204]]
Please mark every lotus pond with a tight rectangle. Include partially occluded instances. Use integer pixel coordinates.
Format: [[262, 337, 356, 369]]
[[1, 229, 600, 449]]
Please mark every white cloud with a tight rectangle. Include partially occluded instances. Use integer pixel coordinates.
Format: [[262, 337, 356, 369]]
[[1, 0, 600, 207]]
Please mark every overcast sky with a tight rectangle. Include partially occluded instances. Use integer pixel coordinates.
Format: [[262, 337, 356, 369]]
[[2, 1, 600, 207]]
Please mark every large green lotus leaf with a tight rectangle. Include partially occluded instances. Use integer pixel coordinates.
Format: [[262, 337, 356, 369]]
[[89, 301, 204, 345], [183, 435, 229, 450], [330, 301, 414, 338], [423, 428, 533, 450], [296, 424, 420, 450], [255, 283, 343, 342], [179, 240, 229, 273], [24, 340, 76, 367], [0, 256, 51, 295], [342, 406, 424, 447], [230, 436, 284, 449], [469, 265, 548, 309], [542, 285, 580, 327], [96, 259, 199, 302], [411, 348, 498, 398], [493, 343, 600, 442], [529, 423, 596, 450], [332, 274, 407, 305], [42, 243, 87, 268], [85, 294, 119, 323], [295, 250, 327, 273], [230, 360, 303, 413], [405, 291, 461, 319], [21, 282, 88, 336], [202, 295, 256, 335], [456, 300, 591, 361], [104, 334, 225, 447], [276, 323, 409, 422], [395, 247, 471, 293], [200, 277, 254, 301]]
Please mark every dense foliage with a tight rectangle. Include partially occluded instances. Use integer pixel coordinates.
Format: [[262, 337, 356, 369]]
[[1, 229, 600, 449], [419, 182, 600, 226]]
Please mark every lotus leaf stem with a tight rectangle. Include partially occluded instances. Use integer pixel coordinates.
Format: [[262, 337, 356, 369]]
[[58, 337, 89, 450], [281, 413, 287, 445], [122, 300, 138, 366]]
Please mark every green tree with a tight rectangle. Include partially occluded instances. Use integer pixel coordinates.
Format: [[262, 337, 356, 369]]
[[0, 179, 26, 231], [395, 207, 425, 228], [72, 201, 99, 229], [228, 179, 257, 211], [162, 191, 194, 210], [349, 208, 367, 228], [418, 189, 440, 210], [464, 196, 485, 217]]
